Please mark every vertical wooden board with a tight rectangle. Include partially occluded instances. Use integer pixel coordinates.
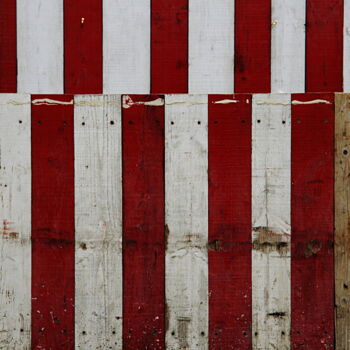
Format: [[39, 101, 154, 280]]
[[234, 0, 271, 93], [103, 0, 150, 93], [64, 0, 103, 93], [291, 93, 334, 349], [0, 95, 31, 349], [252, 94, 291, 350], [344, 0, 350, 92], [306, 0, 343, 92], [189, 0, 234, 94], [208, 95, 252, 350], [165, 94, 208, 350], [122, 95, 165, 350], [151, 0, 188, 93], [271, 0, 305, 93], [74, 95, 122, 349], [31, 95, 74, 349], [0, 0, 17, 92], [335, 93, 350, 350], [17, 0, 63, 93]]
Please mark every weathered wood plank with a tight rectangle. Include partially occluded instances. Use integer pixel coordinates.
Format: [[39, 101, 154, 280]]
[[74, 95, 122, 349], [344, 0, 350, 92], [165, 94, 208, 350]]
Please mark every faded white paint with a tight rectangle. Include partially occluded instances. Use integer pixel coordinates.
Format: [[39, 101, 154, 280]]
[[189, 0, 234, 93], [17, 0, 63, 93], [271, 0, 305, 92], [74, 95, 123, 349], [0, 94, 31, 349], [165, 94, 208, 350], [345, 0, 350, 91], [252, 94, 291, 350], [103, 0, 150, 93]]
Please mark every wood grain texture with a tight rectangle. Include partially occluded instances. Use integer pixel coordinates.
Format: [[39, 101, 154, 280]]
[[17, 0, 63, 93], [74, 95, 122, 349], [64, 0, 103, 93], [252, 94, 291, 350], [122, 95, 165, 350], [165, 94, 208, 350], [208, 95, 252, 350], [271, 0, 305, 93], [189, 0, 234, 93], [31, 95, 74, 349], [0, 0, 17, 92], [103, 0, 150, 93], [0, 95, 31, 349], [151, 0, 188, 93], [344, 0, 350, 91], [306, 0, 343, 92], [291, 93, 334, 349], [234, 0, 271, 93], [335, 93, 349, 350]]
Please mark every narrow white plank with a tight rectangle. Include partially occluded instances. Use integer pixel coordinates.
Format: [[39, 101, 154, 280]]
[[344, 0, 350, 91], [17, 0, 63, 93], [252, 94, 291, 349], [74, 95, 123, 349], [165, 94, 208, 350], [103, 0, 150, 93], [189, 0, 234, 93], [271, 0, 305, 93], [0, 94, 31, 349]]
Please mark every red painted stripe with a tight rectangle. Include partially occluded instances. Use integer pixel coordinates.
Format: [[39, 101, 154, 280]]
[[306, 0, 343, 92], [64, 0, 102, 93], [0, 0, 16, 92], [208, 95, 252, 350], [31, 95, 75, 349], [291, 93, 334, 349], [151, 0, 188, 93], [234, 0, 271, 93], [122, 95, 165, 349]]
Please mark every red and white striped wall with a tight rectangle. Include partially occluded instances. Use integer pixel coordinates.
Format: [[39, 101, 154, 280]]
[[0, 93, 334, 349], [0, 0, 348, 94]]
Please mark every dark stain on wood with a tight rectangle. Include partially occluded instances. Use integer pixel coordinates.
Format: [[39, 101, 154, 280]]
[[253, 226, 290, 255], [177, 317, 191, 349]]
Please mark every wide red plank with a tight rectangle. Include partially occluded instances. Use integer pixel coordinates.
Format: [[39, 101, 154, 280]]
[[208, 95, 252, 350], [291, 93, 334, 349], [32, 95, 75, 349], [306, 0, 343, 92], [122, 95, 165, 349], [0, 0, 16, 92], [234, 0, 271, 93], [151, 0, 188, 93], [64, 0, 102, 93]]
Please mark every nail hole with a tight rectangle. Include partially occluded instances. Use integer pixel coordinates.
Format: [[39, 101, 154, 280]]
[[243, 331, 247, 337], [63, 121, 67, 126], [128, 121, 133, 125], [197, 121, 201, 125], [82, 122, 85, 126], [281, 331, 285, 335], [323, 119, 328, 123], [214, 121, 218, 124], [171, 121, 174, 125], [344, 283, 348, 289], [254, 332, 258, 336], [82, 331, 86, 335], [257, 119, 261, 123], [38, 121, 42, 125], [282, 120, 286, 124], [171, 331, 175, 336], [343, 149, 348, 156], [19, 120, 22, 124], [110, 120, 114, 125], [241, 120, 246, 123], [297, 120, 301, 124], [112, 331, 116, 335], [201, 331, 205, 336]]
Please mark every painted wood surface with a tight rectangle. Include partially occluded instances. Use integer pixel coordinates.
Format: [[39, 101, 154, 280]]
[[151, 0, 188, 93], [335, 93, 349, 350], [189, 0, 234, 94], [291, 93, 334, 349], [344, 0, 350, 92], [31, 95, 74, 349], [17, 0, 63, 93], [234, 0, 271, 93], [74, 95, 122, 349], [271, 0, 305, 93], [165, 94, 208, 350], [208, 95, 252, 350], [64, 0, 103, 93], [103, 0, 150, 94], [0, 95, 31, 349], [122, 95, 165, 350], [252, 94, 291, 350], [306, 0, 343, 92], [0, 0, 16, 92]]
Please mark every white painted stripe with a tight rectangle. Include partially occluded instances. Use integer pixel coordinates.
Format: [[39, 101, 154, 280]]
[[0, 94, 31, 348], [189, 0, 234, 93], [344, 0, 350, 91], [271, 0, 305, 93], [17, 0, 63, 93], [165, 94, 208, 350], [252, 94, 291, 349], [74, 95, 123, 349], [103, 0, 150, 93]]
